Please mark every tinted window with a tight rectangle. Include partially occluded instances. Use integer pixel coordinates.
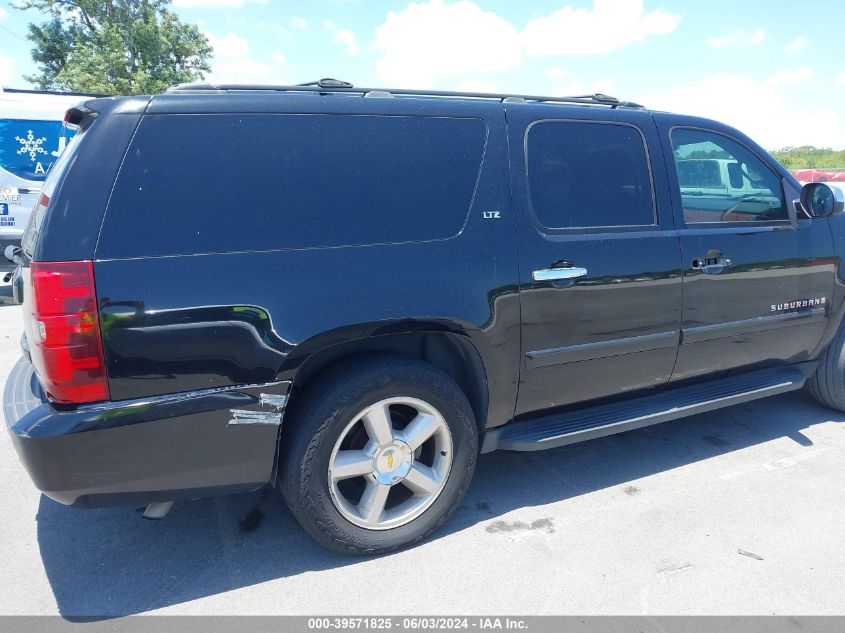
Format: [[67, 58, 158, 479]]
[[21, 124, 85, 257], [526, 121, 655, 229], [99, 114, 486, 257], [671, 128, 786, 224]]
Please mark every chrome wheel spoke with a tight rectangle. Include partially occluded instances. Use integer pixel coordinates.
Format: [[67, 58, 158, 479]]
[[403, 463, 440, 496], [362, 402, 394, 445], [330, 450, 372, 481], [399, 413, 439, 451], [328, 396, 454, 530], [358, 481, 391, 524]]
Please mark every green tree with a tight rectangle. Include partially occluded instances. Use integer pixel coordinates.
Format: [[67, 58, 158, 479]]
[[771, 146, 845, 170], [18, 0, 212, 95]]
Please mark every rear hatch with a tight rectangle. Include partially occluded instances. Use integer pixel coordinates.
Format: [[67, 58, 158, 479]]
[[19, 114, 87, 258], [17, 111, 109, 404], [13, 98, 148, 406]]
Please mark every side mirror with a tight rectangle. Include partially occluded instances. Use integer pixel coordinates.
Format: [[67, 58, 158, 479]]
[[798, 182, 845, 218]]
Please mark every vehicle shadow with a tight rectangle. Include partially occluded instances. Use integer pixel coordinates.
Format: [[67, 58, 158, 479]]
[[37, 390, 843, 619]]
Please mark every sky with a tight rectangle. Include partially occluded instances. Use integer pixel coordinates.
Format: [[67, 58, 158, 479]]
[[1, 0, 844, 150]]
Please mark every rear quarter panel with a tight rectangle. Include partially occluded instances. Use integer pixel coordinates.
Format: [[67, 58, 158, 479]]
[[93, 96, 521, 429]]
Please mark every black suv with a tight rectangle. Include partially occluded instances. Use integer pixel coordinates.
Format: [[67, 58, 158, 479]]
[[4, 81, 845, 554]]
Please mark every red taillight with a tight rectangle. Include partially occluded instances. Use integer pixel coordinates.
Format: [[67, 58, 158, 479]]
[[27, 260, 109, 404]]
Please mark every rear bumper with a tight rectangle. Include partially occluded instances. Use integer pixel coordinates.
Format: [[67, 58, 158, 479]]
[[3, 357, 289, 507]]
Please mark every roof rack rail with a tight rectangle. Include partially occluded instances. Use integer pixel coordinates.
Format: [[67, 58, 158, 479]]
[[1, 87, 106, 98], [296, 78, 354, 89], [166, 81, 644, 109]]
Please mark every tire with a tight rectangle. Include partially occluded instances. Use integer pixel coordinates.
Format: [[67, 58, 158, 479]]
[[807, 323, 845, 411], [278, 354, 478, 555]]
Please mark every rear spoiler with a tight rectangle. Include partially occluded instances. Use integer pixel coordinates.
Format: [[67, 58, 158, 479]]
[[63, 95, 151, 130], [63, 103, 98, 131]]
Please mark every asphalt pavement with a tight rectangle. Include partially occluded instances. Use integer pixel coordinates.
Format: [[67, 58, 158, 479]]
[[0, 284, 843, 618]]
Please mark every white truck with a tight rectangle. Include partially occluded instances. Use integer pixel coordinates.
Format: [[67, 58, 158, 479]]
[[674, 156, 783, 222], [0, 88, 84, 271], [675, 157, 770, 196]]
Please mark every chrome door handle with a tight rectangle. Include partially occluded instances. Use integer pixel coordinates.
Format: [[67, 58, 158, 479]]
[[691, 256, 731, 274], [532, 267, 588, 282]]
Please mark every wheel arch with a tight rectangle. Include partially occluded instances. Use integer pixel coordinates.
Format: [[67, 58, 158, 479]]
[[282, 330, 490, 437]]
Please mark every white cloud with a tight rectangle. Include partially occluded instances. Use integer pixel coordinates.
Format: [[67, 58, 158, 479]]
[[641, 73, 845, 150], [522, 0, 680, 57], [325, 20, 359, 55], [205, 32, 287, 84], [374, 0, 678, 87], [174, 0, 266, 7], [272, 53, 287, 66], [785, 36, 806, 53], [706, 36, 731, 49], [0, 53, 14, 86], [707, 27, 764, 49], [837, 71, 845, 86], [767, 66, 813, 87], [455, 78, 499, 93], [0, 6, 7, 19], [289, 16, 309, 30], [207, 31, 249, 58], [541, 67, 618, 96], [256, 21, 289, 37], [375, 0, 522, 87], [553, 77, 617, 97]]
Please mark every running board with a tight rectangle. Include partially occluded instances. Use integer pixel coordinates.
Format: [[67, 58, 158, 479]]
[[484, 365, 812, 453]]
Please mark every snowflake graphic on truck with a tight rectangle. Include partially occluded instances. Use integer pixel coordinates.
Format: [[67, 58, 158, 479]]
[[16, 130, 49, 162], [2, 119, 73, 181]]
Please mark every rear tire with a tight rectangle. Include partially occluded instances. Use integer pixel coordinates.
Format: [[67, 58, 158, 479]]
[[807, 323, 845, 411], [278, 355, 478, 555]]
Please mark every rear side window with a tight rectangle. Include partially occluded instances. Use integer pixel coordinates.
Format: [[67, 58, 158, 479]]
[[98, 114, 487, 257], [21, 124, 86, 257], [526, 120, 655, 230]]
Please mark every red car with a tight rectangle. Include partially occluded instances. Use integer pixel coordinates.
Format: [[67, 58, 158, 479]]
[[792, 168, 845, 182]]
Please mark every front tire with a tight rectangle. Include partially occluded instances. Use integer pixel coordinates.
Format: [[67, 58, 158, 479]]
[[807, 322, 845, 411], [278, 355, 478, 554]]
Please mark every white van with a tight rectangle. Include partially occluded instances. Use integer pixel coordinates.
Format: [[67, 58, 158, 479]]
[[0, 88, 85, 270]]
